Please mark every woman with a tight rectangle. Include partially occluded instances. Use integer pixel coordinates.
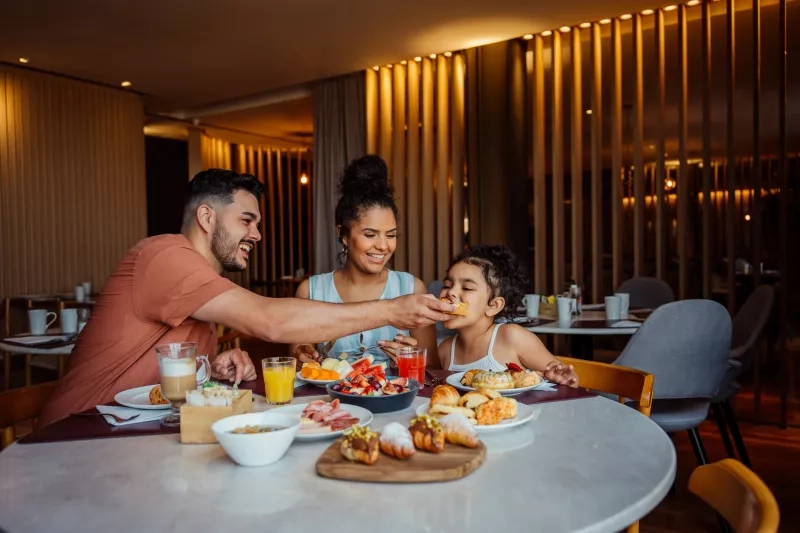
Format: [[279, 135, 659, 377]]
[[290, 155, 438, 368]]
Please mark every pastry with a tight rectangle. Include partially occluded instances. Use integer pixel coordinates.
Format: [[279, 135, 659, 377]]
[[512, 370, 542, 388], [429, 404, 477, 421], [458, 391, 490, 409], [438, 413, 480, 448], [475, 397, 518, 425], [474, 387, 502, 400], [149, 385, 169, 405], [409, 415, 445, 453], [429, 384, 460, 407], [461, 369, 481, 387], [471, 371, 516, 390], [379, 422, 416, 459], [340, 425, 380, 465], [440, 297, 469, 316]]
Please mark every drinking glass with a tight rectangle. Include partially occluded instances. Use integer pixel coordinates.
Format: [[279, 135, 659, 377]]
[[262, 357, 296, 405], [397, 347, 426, 387], [156, 342, 210, 427]]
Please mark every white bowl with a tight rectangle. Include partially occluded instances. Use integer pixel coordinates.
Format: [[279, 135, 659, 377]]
[[211, 412, 300, 467]]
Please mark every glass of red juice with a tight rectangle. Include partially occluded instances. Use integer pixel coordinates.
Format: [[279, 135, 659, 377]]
[[396, 347, 426, 388]]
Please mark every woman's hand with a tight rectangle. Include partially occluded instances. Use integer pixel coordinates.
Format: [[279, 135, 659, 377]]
[[377, 334, 418, 363], [292, 344, 322, 364], [542, 360, 579, 388]]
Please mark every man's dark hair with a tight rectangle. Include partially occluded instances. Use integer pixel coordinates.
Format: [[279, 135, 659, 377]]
[[182, 169, 264, 229]]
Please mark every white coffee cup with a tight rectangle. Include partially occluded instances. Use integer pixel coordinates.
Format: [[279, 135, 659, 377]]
[[556, 296, 575, 324], [524, 294, 540, 318], [29, 309, 57, 335], [60, 308, 78, 334], [605, 296, 622, 320], [75, 285, 86, 303], [82, 281, 92, 298], [614, 292, 630, 317]]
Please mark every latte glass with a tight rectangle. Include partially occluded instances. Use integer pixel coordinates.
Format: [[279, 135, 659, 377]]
[[155, 342, 210, 427]]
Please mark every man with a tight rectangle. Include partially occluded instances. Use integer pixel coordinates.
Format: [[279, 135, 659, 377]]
[[39, 169, 453, 425]]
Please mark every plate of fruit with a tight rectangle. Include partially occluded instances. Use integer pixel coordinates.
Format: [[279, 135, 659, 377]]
[[298, 355, 389, 387], [326, 356, 420, 413]]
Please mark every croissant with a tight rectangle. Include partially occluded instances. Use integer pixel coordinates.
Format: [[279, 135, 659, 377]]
[[379, 422, 416, 460], [438, 413, 480, 448], [429, 384, 460, 407], [340, 426, 380, 465], [409, 415, 445, 453]]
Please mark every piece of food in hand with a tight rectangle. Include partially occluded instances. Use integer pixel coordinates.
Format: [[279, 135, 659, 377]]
[[460, 369, 481, 387], [379, 422, 416, 459], [149, 385, 169, 405], [429, 384, 460, 407], [470, 370, 516, 390], [340, 425, 380, 465], [440, 297, 469, 316], [475, 397, 518, 425], [438, 413, 480, 448], [409, 414, 445, 453], [459, 391, 490, 409]]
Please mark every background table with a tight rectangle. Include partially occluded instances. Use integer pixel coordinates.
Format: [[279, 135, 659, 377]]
[[0, 395, 676, 533]]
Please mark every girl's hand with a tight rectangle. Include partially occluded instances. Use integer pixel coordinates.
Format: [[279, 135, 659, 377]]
[[377, 334, 418, 363], [292, 344, 322, 364], [543, 361, 580, 388]]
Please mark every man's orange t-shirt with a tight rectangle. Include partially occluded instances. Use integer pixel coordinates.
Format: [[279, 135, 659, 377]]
[[38, 234, 237, 427]]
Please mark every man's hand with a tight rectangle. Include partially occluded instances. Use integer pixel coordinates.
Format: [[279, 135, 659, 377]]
[[377, 333, 417, 363], [292, 344, 322, 364], [211, 348, 257, 383], [387, 294, 454, 330]]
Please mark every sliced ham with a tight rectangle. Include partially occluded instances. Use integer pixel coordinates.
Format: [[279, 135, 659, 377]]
[[329, 417, 359, 431]]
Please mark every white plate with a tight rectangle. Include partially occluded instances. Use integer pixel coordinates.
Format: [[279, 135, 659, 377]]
[[295, 371, 340, 388], [446, 371, 552, 396], [114, 385, 172, 410], [415, 402, 535, 433], [267, 402, 373, 441]]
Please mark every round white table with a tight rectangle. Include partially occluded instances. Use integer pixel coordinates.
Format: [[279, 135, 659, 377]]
[[526, 310, 641, 336], [0, 395, 675, 533]]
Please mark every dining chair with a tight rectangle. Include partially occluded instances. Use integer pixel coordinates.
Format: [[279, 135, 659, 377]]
[[615, 277, 675, 310], [689, 459, 779, 533], [0, 380, 58, 449], [557, 357, 653, 416], [712, 285, 774, 469]]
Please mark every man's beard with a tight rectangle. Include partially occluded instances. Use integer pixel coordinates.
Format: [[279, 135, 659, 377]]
[[211, 223, 250, 272]]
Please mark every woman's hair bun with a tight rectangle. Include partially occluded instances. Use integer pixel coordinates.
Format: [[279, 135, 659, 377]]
[[339, 155, 393, 199]]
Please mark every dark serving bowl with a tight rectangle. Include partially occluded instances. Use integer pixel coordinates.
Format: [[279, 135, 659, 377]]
[[325, 378, 420, 414]]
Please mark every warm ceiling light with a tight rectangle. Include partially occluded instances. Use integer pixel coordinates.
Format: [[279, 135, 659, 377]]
[[664, 5, 678, 11], [386, 64, 393, 68], [744, 213, 751, 221], [560, 26, 571, 32], [542, 30, 553, 36], [620, 14, 632, 20], [372, 66, 379, 71], [642, 9, 654, 15], [444, 51, 452, 57], [665, 178, 676, 190], [580, 22, 591, 29], [523, 34, 534, 39], [687, 0, 700, 5], [300, 174, 309, 185], [429, 54, 437, 59], [18, 57, 29, 64], [600, 18, 611, 24], [400, 60, 407, 65], [585, 109, 593, 115], [120, 81, 132, 87], [414, 56, 422, 62]]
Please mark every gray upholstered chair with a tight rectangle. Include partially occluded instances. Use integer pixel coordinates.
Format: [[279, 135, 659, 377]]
[[711, 285, 774, 469], [613, 299, 733, 466], [616, 277, 676, 310], [428, 281, 456, 345]]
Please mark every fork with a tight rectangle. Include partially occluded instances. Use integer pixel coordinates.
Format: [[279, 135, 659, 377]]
[[73, 412, 141, 423]]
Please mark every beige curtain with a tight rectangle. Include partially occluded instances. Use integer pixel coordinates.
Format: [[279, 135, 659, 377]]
[[312, 73, 366, 274]]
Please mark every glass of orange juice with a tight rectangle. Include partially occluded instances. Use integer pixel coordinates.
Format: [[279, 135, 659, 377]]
[[262, 357, 296, 405]]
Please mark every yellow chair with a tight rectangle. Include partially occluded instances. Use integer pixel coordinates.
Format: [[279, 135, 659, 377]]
[[0, 381, 58, 449], [689, 459, 779, 533], [557, 356, 654, 416]]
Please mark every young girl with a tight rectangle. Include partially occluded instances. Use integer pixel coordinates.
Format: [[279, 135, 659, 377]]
[[437, 244, 579, 387]]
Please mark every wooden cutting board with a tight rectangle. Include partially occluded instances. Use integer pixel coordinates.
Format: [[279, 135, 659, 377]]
[[316, 437, 486, 483]]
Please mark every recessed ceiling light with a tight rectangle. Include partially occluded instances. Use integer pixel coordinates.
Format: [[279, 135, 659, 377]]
[[687, 0, 700, 5], [580, 22, 591, 29], [429, 54, 436, 59], [414, 57, 422, 62], [300, 174, 309, 185], [120, 81, 132, 87], [620, 14, 632, 20], [560, 26, 571, 32], [642, 9, 654, 15], [444, 51, 452, 57], [600, 19, 611, 24], [586, 109, 593, 115], [372, 66, 379, 71], [386, 64, 393, 68], [523, 34, 534, 40], [542, 30, 553, 36], [401, 60, 407, 65], [18, 57, 29, 64], [664, 5, 678, 11]]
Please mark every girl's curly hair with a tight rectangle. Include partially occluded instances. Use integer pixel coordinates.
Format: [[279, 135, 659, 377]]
[[448, 244, 528, 318]]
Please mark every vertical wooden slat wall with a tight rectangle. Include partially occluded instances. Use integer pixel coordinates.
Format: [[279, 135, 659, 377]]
[[364, 54, 466, 284], [551, 31, 565, 294], [655, 9, 667, 282], [570, 27, 584, 287], [677, 5, 689, 300], [632, 14, 645, 278], [532, 35, 548, 295], [589, 23, 603, 303], [701, 0, 713, 299], [611, 19, 623, 291], [752, 0, 762, 290], [365, 69, 379, 156], [726, 0, 738, 313], [0, 66, 146, 297]]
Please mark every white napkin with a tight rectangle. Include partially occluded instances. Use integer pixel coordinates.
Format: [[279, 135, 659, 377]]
[[535, 381, 558, 392], [95, 405, 166, 426], [610, 320, 641, 328], [7, 335, 73, 345]]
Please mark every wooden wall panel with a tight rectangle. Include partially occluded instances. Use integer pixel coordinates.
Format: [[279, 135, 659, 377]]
[[406, 60, 421, 276], [451, 54, 466, 258], [632, 14, 645, 278], [436, 56, 451, 277], [551, 31, 565, 294], [678, 5, 689, 300], [532, 36, 547, 294], [590, 23, 603, 302], [392, 64, 408, 272], [0, 66, 146, 297], [570, 27, 584, 287]]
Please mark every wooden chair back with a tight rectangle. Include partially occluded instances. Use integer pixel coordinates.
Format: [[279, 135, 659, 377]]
[[0, 381, 58, 449], [689, 459, 779, 533], [217, 325, 242, 353], [556, 357, 654, 416]]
